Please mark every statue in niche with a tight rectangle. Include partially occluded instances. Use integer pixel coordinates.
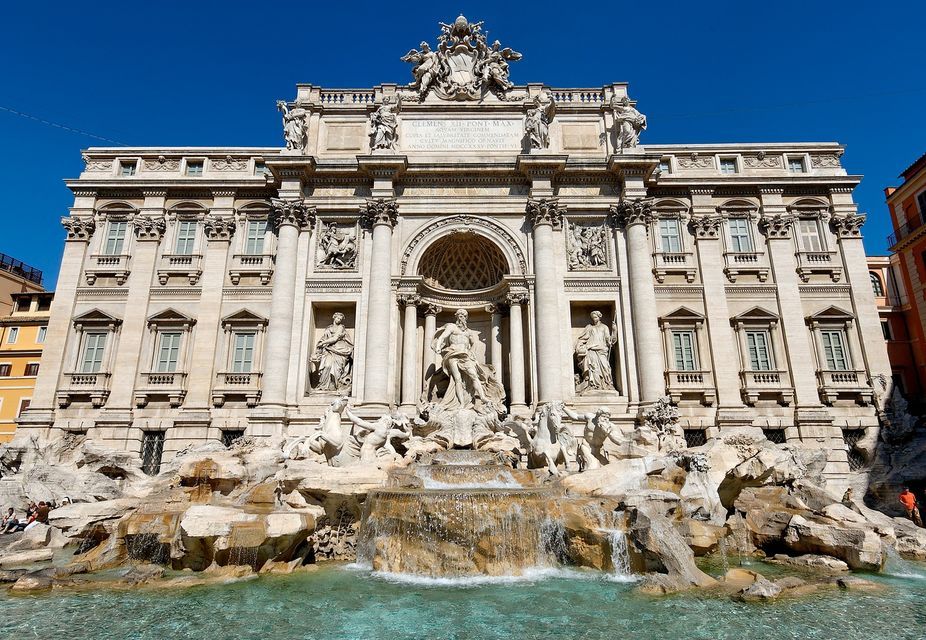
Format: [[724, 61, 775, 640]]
[[561, 405, 622, 471], [311, 313, 353, 392], [566, 223, 607, 270], [525, 91, 555, 150], [370, 96, 400, 151], [612, 96, 647, 150], [316, 222, 357, 270], [574, 311, 617, 394], [429, 309, 505, 411], [276, 100, 308, 153]]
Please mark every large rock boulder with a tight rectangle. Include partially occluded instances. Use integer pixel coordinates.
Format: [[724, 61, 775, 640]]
[[627, 505, 716, 591], [783, 514, 884, 570], [6, 523, 67, 552]]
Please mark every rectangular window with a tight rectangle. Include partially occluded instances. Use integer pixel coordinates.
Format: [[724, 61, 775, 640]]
[[745, 330, 773, 371], [798, 219, 824, 252], [821, 330, 850, 371], [881, 320, 892, 340], [672, 330, 697, 371], [728, 218, 753, 252], [659, 218, 682, 253], [15, 298, 30, 312], [0, 364, 10, 377], [658, 160, 671, 174], [17, 398, 30, 417], [255, 162, 270, 177], [185, 161, 204, 176], [104, 221, 128, 255], [245, 220, 267, 255], [120, 161, 137, 177], [7, 327, 18, 344], [141, 431, 165, 476], [36, 326, 47, 343], [788, 157, 806, 173], [24, 363, 39, 377], [917, 191, 926, 215], [174, 220, 197, 255], [80, 332, 108, 373], [720, 158, 737, 174], [155, 332, 182, 373], [232, 332, 255, 373]]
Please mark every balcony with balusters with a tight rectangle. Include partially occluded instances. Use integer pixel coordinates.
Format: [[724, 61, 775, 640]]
[[57, 372, 112, 408], [816, 369, 873, 405], [653, 252, 697, 283], [723, 251, 770, 282], [157, 254, 203, 285], [796, 250, 842, 283], [665, 370, 716, 406], [229, 254, 273, 285], [739, 369, 794, 406], [212, 371, 262, 408], [134, 371, 188, 408], [85, 254, 131, 285]]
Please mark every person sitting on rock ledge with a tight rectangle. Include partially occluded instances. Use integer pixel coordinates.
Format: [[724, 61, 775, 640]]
[[1, 508, 17, 533], [899, 487, 922, 527]]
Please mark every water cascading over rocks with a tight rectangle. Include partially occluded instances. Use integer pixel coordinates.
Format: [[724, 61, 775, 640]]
[[356, 451, 569, 577]]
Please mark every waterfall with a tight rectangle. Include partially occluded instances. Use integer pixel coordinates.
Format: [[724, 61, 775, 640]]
[[608, 529, 632, 578]]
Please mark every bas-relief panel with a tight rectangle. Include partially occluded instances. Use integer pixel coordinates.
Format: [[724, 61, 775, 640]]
[[322, 122, 366, 152], [560, 123, 602, 152]]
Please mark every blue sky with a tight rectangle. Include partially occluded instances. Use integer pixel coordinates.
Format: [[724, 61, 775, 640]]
[[2, 0, 924, 289]]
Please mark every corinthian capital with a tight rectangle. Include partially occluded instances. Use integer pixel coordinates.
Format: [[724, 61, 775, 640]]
[[830, 213, 866, 239], [61, 216, 96, 242], [526, 198, 564, 229], [758, 214, 795, 239], [270, 197, 316, 231], [607, 197, 654, 229], [133, 215, 167, 241], [203, 214, 236, 241], [689, 215, 724, 240], [359, 198, 398, 230]]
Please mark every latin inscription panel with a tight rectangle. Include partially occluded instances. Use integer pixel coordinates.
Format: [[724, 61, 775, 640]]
[[402, 119, 523, 151]]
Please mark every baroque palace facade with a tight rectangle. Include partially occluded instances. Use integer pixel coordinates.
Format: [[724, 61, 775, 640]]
[[20, 17, 890, 480]]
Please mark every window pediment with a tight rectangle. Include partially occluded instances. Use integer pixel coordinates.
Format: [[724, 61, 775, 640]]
[[221, 309, 268, 331], [732, 306, 779, 326], [73, 308, 122, 330], [147, 308, 196, 330], [660, 306, 705, 327], [806, 305, 854, 325]]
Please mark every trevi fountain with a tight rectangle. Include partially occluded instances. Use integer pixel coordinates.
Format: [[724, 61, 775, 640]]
[[0, 15, 924, 640]]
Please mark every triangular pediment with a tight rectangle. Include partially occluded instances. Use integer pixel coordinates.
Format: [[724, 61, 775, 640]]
[[806, 306, 854, 323], [147, 308, 196, 327], [72, 308, 122, 326], [660, 306, 705, 325], [221, 309, 268, 327], [732, 306, 779, 323]]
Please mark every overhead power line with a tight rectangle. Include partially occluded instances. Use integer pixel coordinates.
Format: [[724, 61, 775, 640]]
[[0, 104, 129, 146]]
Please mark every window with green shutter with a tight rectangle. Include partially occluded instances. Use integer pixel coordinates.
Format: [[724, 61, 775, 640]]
[[821, 330, 849, 370], [745, 330, 772, 370], [659, 218, 682, 253], [175, 220, 197, 255], [81, 332, 107, 373], [672, 330, 697, 371], [156, 332, 182, 373]]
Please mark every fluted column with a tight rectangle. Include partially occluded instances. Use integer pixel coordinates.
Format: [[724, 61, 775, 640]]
[[399, 294, 420, 409], [609, 197, 665, 403], [422, 304, 442, 382], [487, 304, 504, 384], [526, 198, 565, 403], [261, 198, 315, 406], [360, 198, 398, 406], [507, 292, 528, 409]]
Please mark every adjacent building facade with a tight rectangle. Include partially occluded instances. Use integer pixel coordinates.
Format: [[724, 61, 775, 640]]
[[0, 292, 52, 441], [19, 17, 891, 481], [0, 253, 44, 317], [885, 152, 926, 399]]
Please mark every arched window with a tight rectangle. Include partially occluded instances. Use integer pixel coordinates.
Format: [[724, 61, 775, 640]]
[[870, 272, 884, 296]]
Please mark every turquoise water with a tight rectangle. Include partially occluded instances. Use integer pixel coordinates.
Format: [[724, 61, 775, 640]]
[[1, 562, 924, 640]]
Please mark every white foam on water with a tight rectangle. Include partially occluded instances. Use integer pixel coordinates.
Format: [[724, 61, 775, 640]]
[[418, 478, 523, 490], [355, 566, 602, 587]]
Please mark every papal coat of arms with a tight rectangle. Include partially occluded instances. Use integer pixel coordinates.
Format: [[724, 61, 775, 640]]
[[401, 15, 522, 101]]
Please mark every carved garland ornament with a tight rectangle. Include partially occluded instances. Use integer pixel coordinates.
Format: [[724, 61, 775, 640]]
[[270, 197, 316, 231], [526, 198, 564, 229], [61, 216, 96, 241], [401, 215, 527, 275], [359, 198, 398, 230], [607, 197, 655, 229]]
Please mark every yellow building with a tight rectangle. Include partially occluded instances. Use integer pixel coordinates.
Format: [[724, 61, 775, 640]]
[[0, 292, 53, 442]]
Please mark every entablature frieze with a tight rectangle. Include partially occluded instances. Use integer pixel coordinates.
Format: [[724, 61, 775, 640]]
[[148, 287, 203, 299], [306, 279, 364, 293], [75, 288, 129, 300]]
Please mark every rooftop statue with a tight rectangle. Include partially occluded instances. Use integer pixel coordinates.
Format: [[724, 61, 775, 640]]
[[401, 15, 522, 101], [276, 100, 309, 153], [612, 96, 647, 151]]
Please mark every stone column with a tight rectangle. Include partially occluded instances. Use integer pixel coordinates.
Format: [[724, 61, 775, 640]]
[[360, 198, 398, 407], [107, 192, 167, 407], [829, 194, 893, 408], [506, 292, 528, 409], [27, 212, 96, 414], [689, 189, 748, 419], [526, 199, 565, 403], [399, 294, 420, 409], [185, 205, 236, 408], [487, 304, 504, 384], [609, 197, 665, 403], [260, 197, 315, 407], [422, 304, 441, 383]]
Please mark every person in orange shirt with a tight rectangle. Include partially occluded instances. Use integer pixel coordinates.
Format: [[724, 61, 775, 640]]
[[899, 487, 923, 527]]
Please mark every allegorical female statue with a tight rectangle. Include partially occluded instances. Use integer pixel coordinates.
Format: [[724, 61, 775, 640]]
[[574, 310, 617, 394], [312, 312, 353, 392]]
